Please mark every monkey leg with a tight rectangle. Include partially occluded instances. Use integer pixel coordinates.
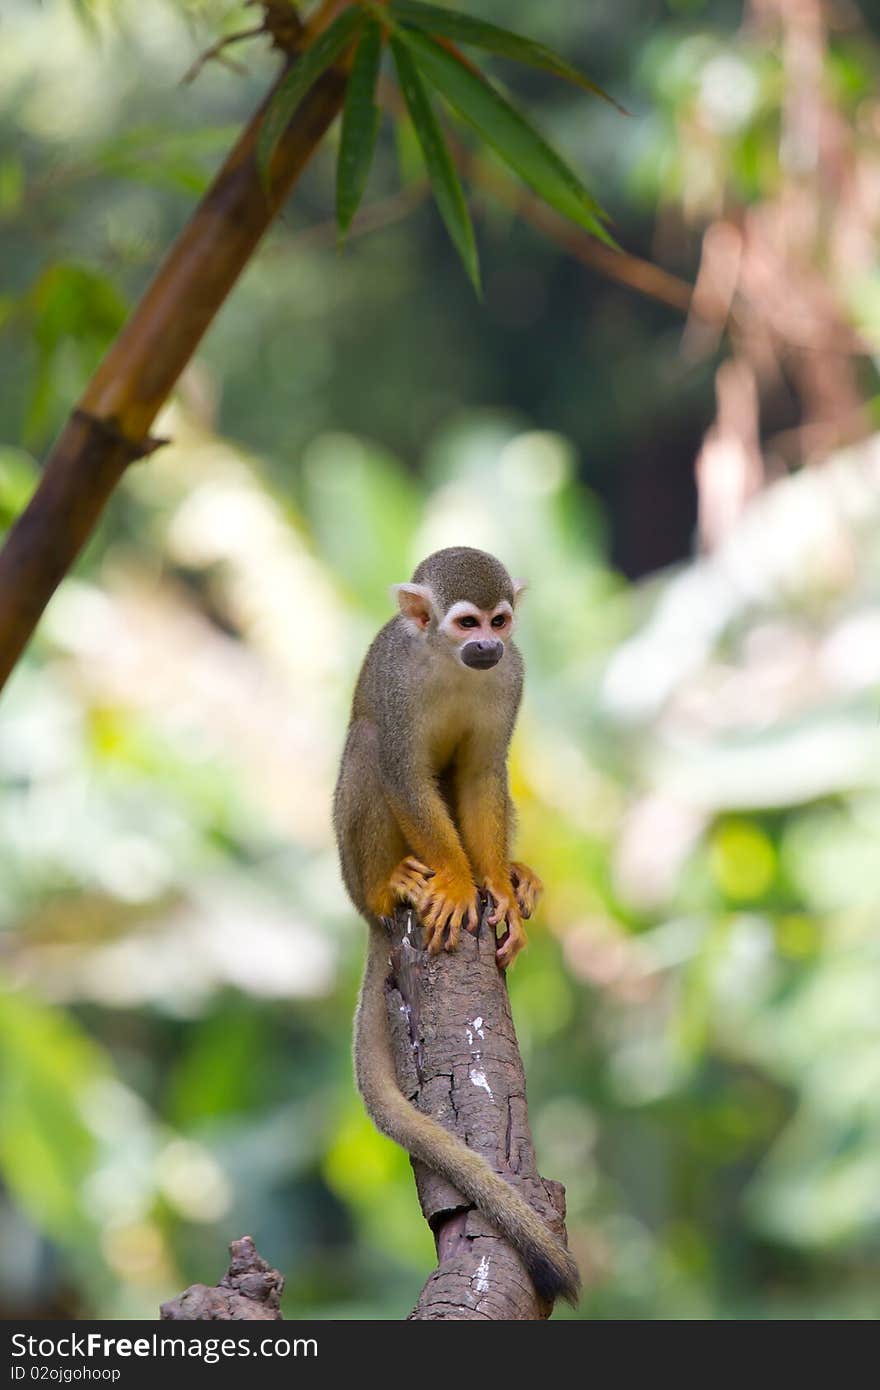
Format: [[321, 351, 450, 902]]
[[335, 720, 420, 919], [509, 861, 543, 920]]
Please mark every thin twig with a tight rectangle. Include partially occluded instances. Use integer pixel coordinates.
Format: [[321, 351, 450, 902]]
[[281, 179, 430, 251], [379, 77, 694, 314], [182, 26, 266, 86], [470, 155, 693, 313]]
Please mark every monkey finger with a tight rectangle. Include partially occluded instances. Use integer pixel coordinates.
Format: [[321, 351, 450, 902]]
[[422, 903, 443, 933], [495, 918, 513, 968], [496, 924, 527, 970], [510, 863, 542, 919], [404, 857, 435, 879], [481, 886, 502, 924], [524, 884, 541, 915], [388, 859, 432, 909], [465, 901, 480, 934], [494, 894, 525, 958], [495, 938, 515, 970], [424, 917, 447, 953], [516, 887, 535, 918], [444, 917, 462, 952], [487, 896, 511, 928], [429, 900, 454, 934]]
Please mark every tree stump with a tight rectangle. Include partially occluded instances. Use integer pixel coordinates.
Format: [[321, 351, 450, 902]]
[[160, 1236, 283, 1320], [159, 903, 573, 1321]]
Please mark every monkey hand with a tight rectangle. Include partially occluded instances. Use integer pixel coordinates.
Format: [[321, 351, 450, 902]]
[[420, 866, 480, 955], [482, 876, 528, 970], [509, 861, 543, 920], [386, 856, 435, 913]]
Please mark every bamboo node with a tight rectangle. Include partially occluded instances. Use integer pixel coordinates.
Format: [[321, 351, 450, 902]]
[[71, 409, 169, 463], [259, 1, 306, 55]]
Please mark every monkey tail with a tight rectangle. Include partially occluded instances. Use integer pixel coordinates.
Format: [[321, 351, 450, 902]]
[[353, 925, 581, 1306]]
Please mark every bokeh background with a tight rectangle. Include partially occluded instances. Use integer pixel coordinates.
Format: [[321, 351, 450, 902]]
[[2, 0, 880, 1319]]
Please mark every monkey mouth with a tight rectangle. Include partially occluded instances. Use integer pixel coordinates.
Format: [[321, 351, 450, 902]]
[[460, 640, 504, 670]]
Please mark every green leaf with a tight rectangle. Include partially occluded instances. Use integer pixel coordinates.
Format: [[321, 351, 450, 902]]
[[337, 19, 384, 239], [258, 8, 364, 180], [395, 29, 614, 244], [393, 109, 426, 188], [389, 1, 623, 111], [0, 988, 106, 1244], [390, 37, 481, 293]]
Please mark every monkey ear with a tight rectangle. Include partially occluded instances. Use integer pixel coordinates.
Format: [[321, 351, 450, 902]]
[[392, 582, 436, 632], [512, 578, 528, 607]]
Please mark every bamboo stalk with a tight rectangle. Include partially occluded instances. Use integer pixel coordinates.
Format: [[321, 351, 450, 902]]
[[0, 53, 348, 694]]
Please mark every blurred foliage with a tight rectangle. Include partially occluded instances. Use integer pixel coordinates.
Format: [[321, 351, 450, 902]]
[[1, 0, 880, 1322]]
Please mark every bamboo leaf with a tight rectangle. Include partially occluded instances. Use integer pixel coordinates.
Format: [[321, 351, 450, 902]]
[[258, 8, 363, 180], [390, 37, 481, 293], [395, 29, 614, 245], [389, 0, 624, 111], [337, 19, 384, 239]]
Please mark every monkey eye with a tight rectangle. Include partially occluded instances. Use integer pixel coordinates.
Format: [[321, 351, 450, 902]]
[[457, 615, 479, 629], [491, 614, 508, 628]]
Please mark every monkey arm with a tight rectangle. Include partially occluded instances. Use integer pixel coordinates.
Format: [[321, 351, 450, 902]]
[[453, 732, 512, 882], [379, 748, 480, 951], [380, 752, 469, 872], [454, 735, 532, 968], [453, 739, 536, 967]]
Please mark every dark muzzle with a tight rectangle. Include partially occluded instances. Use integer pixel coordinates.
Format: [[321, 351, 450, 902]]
[[461, 639, 504, 670]]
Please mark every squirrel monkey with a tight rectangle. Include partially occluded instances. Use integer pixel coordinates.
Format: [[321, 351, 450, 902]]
[[333, 546, 579, 1305]]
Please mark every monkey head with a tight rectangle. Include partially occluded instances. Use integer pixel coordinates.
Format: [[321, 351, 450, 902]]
[[392, 546, 526, 671]]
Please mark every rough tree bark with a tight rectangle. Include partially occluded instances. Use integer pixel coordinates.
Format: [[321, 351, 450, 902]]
[[385, 899, 571, 1320], [162, 902, 572, 1321]]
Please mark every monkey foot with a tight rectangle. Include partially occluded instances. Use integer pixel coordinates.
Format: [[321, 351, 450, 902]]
[[510, 861, 543, 920]]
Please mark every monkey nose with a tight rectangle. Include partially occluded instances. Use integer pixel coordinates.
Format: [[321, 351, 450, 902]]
[[461, 639, 504, 670]]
